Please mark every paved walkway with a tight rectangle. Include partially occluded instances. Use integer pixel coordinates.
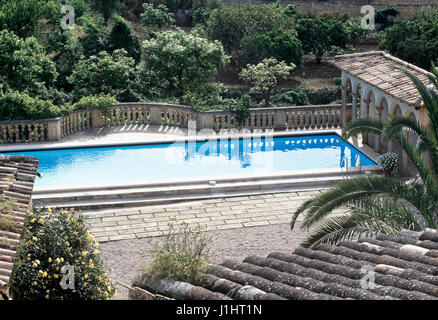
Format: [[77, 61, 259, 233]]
[[84, 190, 323, 243]]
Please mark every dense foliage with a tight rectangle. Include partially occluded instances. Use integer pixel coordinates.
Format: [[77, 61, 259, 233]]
[[68, 49, 138, 102], [206, 3, 293, 60], [296, 16, 351, 64], [11, 208, 116, 300], [108, 14, 142, 63], [141, 29, 229, 104], [0, 30, 57, 98], [381, 12, 438, 69], [239, 29, 303, 66], [0, 89, 60, 120]]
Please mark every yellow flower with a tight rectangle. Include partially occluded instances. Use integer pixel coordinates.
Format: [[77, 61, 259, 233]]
[[32, 236, 38, 241], [30, 218, 36, 223], [56, 258, 61, 264], [84, 274, 88, 279], [54, 274, 59, 279], [48, 257, 52, 263], [93, 250, 99, 255], [45, 294, 49, 299]]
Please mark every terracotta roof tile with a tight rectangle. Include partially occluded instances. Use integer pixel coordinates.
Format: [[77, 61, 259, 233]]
[[132, 229, 438, 300], [330, 51, 433, 107], [0, 155, 38, 299]]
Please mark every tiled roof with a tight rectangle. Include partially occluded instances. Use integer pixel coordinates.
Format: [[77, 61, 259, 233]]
[[330, 51, 433, 107], [132, 229, 438, 300], [0, 155, 39, 299]]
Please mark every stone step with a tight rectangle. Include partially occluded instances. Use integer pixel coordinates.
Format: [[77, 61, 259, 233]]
[[34, 177, 352, 210]]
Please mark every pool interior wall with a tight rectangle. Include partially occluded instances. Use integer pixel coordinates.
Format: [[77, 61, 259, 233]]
[[2, 132, 377, 188]]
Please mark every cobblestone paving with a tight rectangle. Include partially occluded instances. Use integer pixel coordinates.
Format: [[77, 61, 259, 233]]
[[85, 190, 323, 243]]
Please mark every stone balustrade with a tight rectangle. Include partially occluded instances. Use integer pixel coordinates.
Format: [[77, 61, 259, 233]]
[[0, 103, 344, 144]]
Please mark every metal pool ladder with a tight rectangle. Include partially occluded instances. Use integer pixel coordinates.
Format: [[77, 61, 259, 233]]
[[341, 154, 362, 178]]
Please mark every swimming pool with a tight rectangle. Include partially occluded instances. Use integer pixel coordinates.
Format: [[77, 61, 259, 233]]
[[2, 134, 376, 188]]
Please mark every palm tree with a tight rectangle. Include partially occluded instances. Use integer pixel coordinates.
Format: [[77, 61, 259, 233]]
[[290, 65, 438, 248]]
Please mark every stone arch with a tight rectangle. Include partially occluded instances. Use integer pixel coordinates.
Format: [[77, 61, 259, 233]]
[[343, 77, 354, 123], [353, 83, 362, 120], [366, 90, 377, 149], [377, 97, 390, 153], [391, 103, 403, 118]]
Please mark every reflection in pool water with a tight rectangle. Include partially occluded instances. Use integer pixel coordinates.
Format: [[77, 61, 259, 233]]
[[3, 134, 376, 187]]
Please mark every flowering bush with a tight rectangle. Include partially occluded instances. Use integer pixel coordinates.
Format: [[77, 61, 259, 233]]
[[10, 208, 116, 300], [377, 152, 399, 176]]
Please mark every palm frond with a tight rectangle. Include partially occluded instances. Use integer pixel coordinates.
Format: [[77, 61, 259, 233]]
[[385, 116, 438, 176], [342, 117, 384, 140], [294, 175, 429, 231], [300, 198, 420, 248]]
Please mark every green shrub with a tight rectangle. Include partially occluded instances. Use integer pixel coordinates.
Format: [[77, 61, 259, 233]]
[[239, 29, 303, 66], [228, 94, 251, 125], [141, 3, 175, 33], [72, 94, 117, 117], [271, 86, 309, 106], [0, 218, 14, 232], [0, 90, 60, 120], [11, 208, 116, 300], [143, 218, 211, 285], [192, 7, 211, 26], [380, 12, 438, 69], [68, 49, 138, 102], [206, 3, 293, 55], [0, 196, 16, 215]]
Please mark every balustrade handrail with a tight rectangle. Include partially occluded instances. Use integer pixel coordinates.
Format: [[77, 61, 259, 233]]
[[0, 102, 345, 144]]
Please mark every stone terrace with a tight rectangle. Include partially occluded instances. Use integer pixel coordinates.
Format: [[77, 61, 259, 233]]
[[84, 190, 325, 243]]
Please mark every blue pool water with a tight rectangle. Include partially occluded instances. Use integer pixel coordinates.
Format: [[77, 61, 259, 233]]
[[3, 134, 376, 187]]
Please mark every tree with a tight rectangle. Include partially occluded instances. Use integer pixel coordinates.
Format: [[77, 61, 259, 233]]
[[0, 30, 57, 98], [0, 89, 60, 120], [380, 12, 438, 69], [90, 0, 122, 24], [239, 29, 303, 66], [206, 3, 293, 58], [68, 49, 139, 102], [141, 3, 175, 33], [290, 66, 438, 248], [239, 58, 295, 107], [77, 16, 109, 58], [375, 5, 400, 31], [108, 15, 141, 63], [140, 29, 229, 104], [0, 0, 45, 38], [297, 16, 351, 64], [46, 29, 81, 91]]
